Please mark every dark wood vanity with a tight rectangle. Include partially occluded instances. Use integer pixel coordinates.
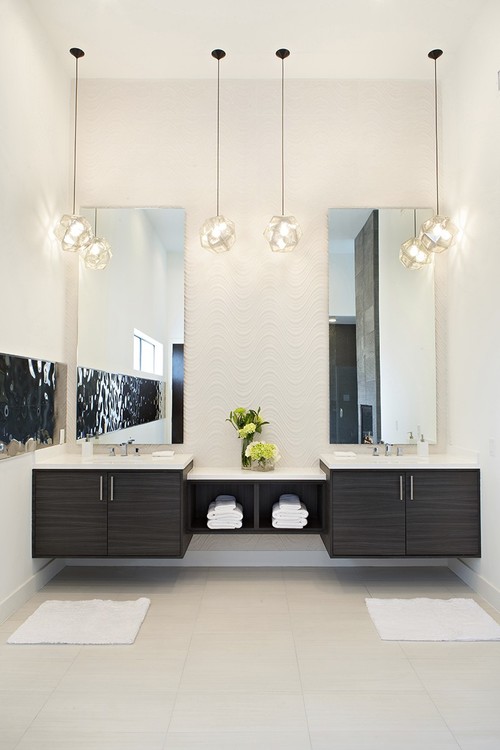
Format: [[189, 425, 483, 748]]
[[32, 455, 481, 560], [32, 463, 192, 558], [320, 463, 481, 558]]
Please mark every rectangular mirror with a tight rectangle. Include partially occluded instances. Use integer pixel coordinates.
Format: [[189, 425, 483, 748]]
[[329, 208, 436, 445], [77, 207, 184, 444]]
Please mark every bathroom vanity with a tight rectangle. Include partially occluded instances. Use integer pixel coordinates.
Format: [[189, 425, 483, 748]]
[[32, 452, 480, 560], [32, 455, 193, 558], [320, 454, 481, 558]]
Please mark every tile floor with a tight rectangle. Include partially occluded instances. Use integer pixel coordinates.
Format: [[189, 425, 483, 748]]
[[1, 565, 500, 749]]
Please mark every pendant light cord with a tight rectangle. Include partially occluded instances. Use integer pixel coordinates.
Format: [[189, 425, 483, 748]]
[[216, 55, 220, 217], [428, 49, 443, 217], [433, 56, 440, 216], [281, 54, 285, 216], [72, 54, 79, 215], [69, 48, 85, 215]]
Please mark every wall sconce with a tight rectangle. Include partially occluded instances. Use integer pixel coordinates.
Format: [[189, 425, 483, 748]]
[[200, 49, 236, 253], [54, 48, 93, 254], [418, 49, 458, 253], [264, 49, 302, 253], [399, 210, 433, 270], [80, 209, 112, 270]]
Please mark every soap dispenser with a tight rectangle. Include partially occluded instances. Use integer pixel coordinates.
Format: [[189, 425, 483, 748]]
[[417, 434, 429, 458], [81, 435, 93, 459]]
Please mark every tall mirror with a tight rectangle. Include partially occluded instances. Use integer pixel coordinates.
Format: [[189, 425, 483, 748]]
[[329, 208, 436, 445], [77, 207, 184, 444]]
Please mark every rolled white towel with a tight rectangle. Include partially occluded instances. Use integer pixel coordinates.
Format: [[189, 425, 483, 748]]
[[278, 493, 301, 509], [207, 501, 243, 519], [272, 518, 308, 529], [272, 501, 308, 519], [207, 519, 243, 529]]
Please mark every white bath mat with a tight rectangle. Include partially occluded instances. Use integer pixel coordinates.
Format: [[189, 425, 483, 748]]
[[366, 597, 500, 641], [7, 598, 150, 645]]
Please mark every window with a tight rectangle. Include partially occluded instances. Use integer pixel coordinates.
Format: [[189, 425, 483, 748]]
[[133, 329, 163, 376]]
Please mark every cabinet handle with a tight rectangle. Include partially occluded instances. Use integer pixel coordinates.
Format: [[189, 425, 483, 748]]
[[99, 475, 103, 501], [110, 475, 114, 502], [399, 475, 403, 501], [410, 475, 414, 501]]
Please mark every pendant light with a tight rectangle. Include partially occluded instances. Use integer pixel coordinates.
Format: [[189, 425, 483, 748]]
[[418, 49, 458, 253], [264, 48, 301, 253], [200, 49, 236, 253], [79, 209, 112, 270], [399, 209, 433, 270], [54, 48, 93, 253]]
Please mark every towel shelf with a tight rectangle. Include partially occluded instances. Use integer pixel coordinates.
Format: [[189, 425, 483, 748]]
[[186, 477, 326, 534]]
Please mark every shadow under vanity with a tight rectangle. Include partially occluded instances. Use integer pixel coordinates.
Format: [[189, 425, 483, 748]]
[[32, 454, 481, 559]]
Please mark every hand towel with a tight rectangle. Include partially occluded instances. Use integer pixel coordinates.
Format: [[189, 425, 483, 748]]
[[213, 495, 237, 508], [272, 501, 308, 519], [207, 502, 243, 520], [272, 518, 308, 529], [207, 519, 243, 529], [278, 494, 301, 509]]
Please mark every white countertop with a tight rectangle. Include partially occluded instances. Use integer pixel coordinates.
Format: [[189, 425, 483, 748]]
[[34, 453, 194, 471], [319, 453, 479, 470], [188, 466, 326, 481]]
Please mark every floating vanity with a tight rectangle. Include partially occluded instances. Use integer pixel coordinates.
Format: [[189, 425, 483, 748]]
[[320, 453, 481, 558], [32, 452, 481, 560], [32, 454, 193, 558]]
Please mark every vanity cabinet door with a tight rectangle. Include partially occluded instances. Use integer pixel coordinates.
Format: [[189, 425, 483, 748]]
[[33, 470, 107, 557], [331, 470, 406, 556], [107, 471, 181, 556], [405, 470, 481, 556]]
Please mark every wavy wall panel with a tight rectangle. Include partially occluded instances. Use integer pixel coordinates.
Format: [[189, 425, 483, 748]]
[[75, 78, 441, 466]]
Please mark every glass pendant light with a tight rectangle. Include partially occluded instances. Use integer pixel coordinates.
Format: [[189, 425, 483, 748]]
[[54, 48, 93, 253], [419, 49, 458, 253], [200, 49, 235, 253], [79, 209, 112, 270], [264, 48, 301, 253], [399, 210, 433, 270]]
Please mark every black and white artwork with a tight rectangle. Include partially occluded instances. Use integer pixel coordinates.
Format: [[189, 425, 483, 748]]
[[76, 366, 165, 439], [0, 353, 57, 452]]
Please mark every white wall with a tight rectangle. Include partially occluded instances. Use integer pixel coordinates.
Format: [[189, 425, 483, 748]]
[[441, 0, 500, 604], [76, 77, 435, 467], [0, 0, 72, 615]]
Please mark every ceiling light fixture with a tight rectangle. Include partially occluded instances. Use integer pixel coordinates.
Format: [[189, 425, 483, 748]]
[[399, 209, 433, 270], [54, 48, 93, 254], [80, 209, 112, 270], [264, 48, 301, 253], [418, 49, 458, 253], [200, 49, 235, 253]]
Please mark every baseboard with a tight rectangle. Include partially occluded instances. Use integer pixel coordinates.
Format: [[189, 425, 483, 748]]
[[0, 559, 65, 624], [65, 554, 450, 568], [448, 558, 500, 612]]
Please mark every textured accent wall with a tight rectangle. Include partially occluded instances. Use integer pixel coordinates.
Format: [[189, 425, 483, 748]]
[[76, 78, 439, 466]]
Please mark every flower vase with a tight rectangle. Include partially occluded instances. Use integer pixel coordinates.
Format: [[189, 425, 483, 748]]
[[251, 458, 275, 472], [241, 437, 252, 470]]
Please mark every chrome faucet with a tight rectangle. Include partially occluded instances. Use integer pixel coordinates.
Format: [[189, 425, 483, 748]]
[[119, 438, 135, 456], [384, 443, 392, 457]]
